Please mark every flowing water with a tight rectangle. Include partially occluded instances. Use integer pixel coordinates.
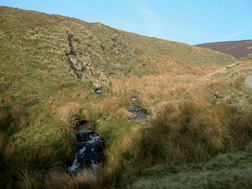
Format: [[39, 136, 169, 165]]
[[67, 122, 106, 179], [129, 103, 148, 121], [67, 92, 149, 180]]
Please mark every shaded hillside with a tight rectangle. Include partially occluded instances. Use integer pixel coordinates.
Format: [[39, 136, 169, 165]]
[[195, 40, 252, 59]]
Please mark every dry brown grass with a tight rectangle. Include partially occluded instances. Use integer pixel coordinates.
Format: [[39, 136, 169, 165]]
[[0, 6, 249, 188], [196, 58, 252, 83], [18, 166, 99, 189], [57, 102, 82, 123], [2, 65, 251, 188], [105, 54, 224, 118], [134, 99, 252, 167], [147, 53, 219, 75]]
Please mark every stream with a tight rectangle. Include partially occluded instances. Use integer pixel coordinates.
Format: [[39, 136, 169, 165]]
[[67, 122, 106, 179], [67, 90, 149, 179]]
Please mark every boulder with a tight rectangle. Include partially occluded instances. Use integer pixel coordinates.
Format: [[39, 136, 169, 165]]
[[245, 75, 252, 89]]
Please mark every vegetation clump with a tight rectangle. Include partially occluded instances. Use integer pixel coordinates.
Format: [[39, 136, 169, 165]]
[[0, 6, 252, 189]]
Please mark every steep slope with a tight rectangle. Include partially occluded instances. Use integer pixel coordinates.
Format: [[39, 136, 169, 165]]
[[195, 39, 252, 59], [0, 6, 236, 104]]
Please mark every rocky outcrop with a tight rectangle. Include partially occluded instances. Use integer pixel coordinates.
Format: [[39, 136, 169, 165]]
[[110, 38, 128, 55], [65, 34, 108, 88], [245, 75, 252, 89]]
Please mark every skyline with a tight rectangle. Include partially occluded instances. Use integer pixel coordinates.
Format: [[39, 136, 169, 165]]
[[1, 0, 252, 45]]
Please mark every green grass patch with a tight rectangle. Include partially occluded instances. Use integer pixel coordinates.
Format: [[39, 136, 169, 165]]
[[131, 150, 252, 189]]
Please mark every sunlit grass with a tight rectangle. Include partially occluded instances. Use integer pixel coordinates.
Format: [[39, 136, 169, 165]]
[[1, 66, 252, 189], [1, 5, 252, 189]]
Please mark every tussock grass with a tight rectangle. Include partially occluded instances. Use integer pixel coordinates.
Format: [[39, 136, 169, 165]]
[[131, 150, 252, 189], [18, 166, 99, 189], [1, 72, 251, 188], [57, 102, 82, 123], [1, 6, 252, 189], [137, 100, 252, 166]]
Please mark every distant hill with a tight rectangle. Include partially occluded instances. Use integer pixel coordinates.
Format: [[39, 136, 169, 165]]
[[195, 40, 252, 59]]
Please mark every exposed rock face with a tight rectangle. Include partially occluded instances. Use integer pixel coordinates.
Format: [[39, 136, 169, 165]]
[[245, 75, 252, 89], [67, 130, 106, 178], [65, 34, 108, 88], [110, 38, 128, 55]]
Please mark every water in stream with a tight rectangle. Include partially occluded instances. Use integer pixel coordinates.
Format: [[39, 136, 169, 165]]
[[129, 96, 149, 121], [94, 88, 102, 95], [67, 122, 106, 179], [67, 92, 148, 179], [129, 103, 148, 121]]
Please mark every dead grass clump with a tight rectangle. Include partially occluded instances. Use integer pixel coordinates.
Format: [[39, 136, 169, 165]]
[[17, 168, 44, 189], [137, 99, 252, 167], [226, 112, 252, 149], [109, 108, 128, 124], [57, 102, 82, 123], [18, 166, 98, 189], [91, 129, 144, 188], [233, 74, 245, 89], [100, 92, 130, 114], [4, 145, 61, 172]]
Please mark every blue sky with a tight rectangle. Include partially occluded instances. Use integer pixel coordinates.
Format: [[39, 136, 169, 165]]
[[1, 0, 252, 45]]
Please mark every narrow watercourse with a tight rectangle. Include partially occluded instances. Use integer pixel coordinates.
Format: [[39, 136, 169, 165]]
[[67, 121, 106, 179], [67, 89, 149, 179], [129, 96, 149, 121]]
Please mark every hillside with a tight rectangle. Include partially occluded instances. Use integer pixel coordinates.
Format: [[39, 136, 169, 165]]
[[0, 6, 235, 100], [195, 39, 252, 59], [130, 57, 252, 188], [1, 6, 252, 189]]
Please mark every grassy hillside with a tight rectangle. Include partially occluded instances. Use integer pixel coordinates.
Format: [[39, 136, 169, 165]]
[[0, 6, 235, 102], [1, 6, 252, 189], [129, 57, 252, 188]]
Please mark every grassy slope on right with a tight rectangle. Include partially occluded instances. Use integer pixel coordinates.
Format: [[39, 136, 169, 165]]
[[128, 58, 252, 189], [131, 150, 252, 189]]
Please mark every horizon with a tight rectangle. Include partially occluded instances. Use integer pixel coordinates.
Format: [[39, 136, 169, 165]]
[[1, 0, 252, 45]]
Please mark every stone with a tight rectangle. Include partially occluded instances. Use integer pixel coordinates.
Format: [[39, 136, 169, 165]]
[[245, 75, 252, 89], [210, 93, 220, 104], [115, 63, 123, 68]]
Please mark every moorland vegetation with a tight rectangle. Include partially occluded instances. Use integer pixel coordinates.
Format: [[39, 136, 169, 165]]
[[0, 6, 252, 189]]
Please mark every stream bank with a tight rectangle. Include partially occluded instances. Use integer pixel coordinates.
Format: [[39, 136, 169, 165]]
[[66, 91, 150, 180]]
